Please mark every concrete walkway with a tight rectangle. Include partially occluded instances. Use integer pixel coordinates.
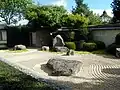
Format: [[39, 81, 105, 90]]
[[0, 49, 120, 90]]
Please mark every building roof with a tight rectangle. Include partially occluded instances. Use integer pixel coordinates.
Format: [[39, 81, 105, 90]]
[[88, 24, 120, 31]]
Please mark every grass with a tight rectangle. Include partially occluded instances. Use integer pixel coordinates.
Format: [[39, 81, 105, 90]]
[[75, 50, 108, 55], [75, 51, 91, 54], [0, 61, 56, 90], [91, 50, 108, 54]]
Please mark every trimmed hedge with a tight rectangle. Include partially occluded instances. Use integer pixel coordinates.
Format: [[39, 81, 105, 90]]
[[88, 40, 105, 49], [94, 41, 106, 49], [83, 42, 97, 51], [115, 33, 120, 45], [65, 42, 76, 50]]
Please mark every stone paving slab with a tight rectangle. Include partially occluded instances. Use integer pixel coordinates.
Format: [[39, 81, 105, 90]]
[[0, 50, 120, 90]]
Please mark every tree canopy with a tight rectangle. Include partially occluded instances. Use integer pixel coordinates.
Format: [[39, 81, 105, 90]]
[[25, 5, 88, 30], [61, 14, 88, 28], [25, 5, 67, 28], [72, 0, 103, 25], [0, 0, 32, 25], [111, 0, 120, 23], [72, 0, 90, 16]]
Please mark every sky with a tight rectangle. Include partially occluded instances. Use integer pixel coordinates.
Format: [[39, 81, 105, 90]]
[[1, 0, 113, 25], [35, 0, 113, 17]]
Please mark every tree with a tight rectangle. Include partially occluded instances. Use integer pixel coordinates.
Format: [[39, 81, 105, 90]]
[[100, 10, 111, 24], [0, 0, 32, 25], [72, 0, 103, 25], [111, 0, 120, 23], [88, 13, 103, 25], [72, 0, 90, 16], [25, 5, 67, 29], [61, 14, 88, 28]]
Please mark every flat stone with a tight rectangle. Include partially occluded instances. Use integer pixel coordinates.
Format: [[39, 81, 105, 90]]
[[42, 46, 49, 51], [46, 58, 82, 76], [13, 44, 26, 50], [54, 46, 69, 52]]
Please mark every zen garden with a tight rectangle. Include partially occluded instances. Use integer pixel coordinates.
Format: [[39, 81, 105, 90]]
[[0, 0, 120, 90]]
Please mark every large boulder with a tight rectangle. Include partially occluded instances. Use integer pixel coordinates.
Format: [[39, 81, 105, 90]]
[[46, 58, 82, 76], [14, 45, 26, 50], [53, 35, 65, 47]]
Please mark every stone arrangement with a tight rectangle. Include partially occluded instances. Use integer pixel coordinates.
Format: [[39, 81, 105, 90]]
[[66, 49, 74, 56], [42, 46, 49, 51], [53, 46, 69, 52], [53, 34, 65, 47], [116, 48, 120, 58], [13, 44, 26, 50], [52, 34, 69, 52], [46, 58, 82, 76]]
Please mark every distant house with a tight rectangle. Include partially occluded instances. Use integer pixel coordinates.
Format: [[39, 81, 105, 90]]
[[89, 24, 120, 46], [0, 24, 7, 48]]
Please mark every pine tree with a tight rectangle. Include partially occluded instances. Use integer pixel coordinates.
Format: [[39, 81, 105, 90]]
[[111, 0, 120, 23]]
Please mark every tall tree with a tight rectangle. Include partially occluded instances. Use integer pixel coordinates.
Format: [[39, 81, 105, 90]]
[[72, 0, 90, 16], [25, 5, 67, 29], [0, 0, 32, 25], [72, 0, 103, 25], [111, 0, 120, 23], [61, 14, 88, 28]]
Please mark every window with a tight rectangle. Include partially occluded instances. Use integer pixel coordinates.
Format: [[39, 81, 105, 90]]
[[0, 31, 7, 41]]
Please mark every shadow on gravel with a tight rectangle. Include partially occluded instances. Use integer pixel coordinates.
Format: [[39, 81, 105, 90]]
[[94, 54, 119, 59], [51, 75, 120, 90], [44, 67, 120, 90], [102, 68, 120, 75], [41, 64, 52, 76]]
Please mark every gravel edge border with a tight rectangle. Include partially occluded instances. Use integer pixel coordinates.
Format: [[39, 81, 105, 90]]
[[0, 57, 71, 90]]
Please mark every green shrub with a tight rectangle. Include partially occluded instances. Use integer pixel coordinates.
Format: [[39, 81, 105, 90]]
[[88, 40, 105, 49], [65, 42, 76, 50], [115, 33, 120, 45], [83, 42, 97, 51], [106, 43, 120, 55], [94, 41, 106, 49]]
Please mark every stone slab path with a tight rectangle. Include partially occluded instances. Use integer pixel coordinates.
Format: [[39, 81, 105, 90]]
[[0, 50, 120, 90]]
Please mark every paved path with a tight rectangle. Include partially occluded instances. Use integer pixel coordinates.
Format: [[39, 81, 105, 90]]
[[0, 50, 120, 90]]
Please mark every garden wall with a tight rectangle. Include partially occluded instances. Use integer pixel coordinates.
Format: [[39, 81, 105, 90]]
[[91, 30, 120, 46]]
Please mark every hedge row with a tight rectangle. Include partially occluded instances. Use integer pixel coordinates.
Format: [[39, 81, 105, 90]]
[[65, 40, 105, 51]]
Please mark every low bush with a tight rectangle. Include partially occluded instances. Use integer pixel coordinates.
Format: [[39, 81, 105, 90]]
[[65, 42, 76, 50], [83, 42, 97, 51], [95, 41, 106, 49], [106, 43, 120, 55], [88, 40, 106, 49], [115, 33, 120, 45]]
